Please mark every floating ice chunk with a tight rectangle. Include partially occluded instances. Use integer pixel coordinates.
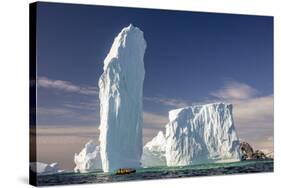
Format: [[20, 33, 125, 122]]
[[74, 140, 102, 173], [30, 162, 64, 175]]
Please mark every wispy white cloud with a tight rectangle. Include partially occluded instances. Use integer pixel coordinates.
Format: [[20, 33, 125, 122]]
[[210, 81, 258, 100], [37, 107, 75, 116], [144, 96, 188, 108], [38, 76, 98, 96], [35, 125, 99, 138], [233, 95, 273, 126], [142, 111, 169, 144], [37, 106, 99, 126], [63, 100, 99, 111], [143, 111, 168, 129]]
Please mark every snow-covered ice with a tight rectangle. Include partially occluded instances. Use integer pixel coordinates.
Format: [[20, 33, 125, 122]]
[[99, 24, 146, 172], [141, 131, 166, 167], [165, 103, 241, 166], [74, 140, 102, 173], [30, 162, 64, 175]]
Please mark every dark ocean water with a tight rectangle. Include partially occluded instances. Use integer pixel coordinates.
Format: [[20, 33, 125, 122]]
[[36, 160, 273, 186]]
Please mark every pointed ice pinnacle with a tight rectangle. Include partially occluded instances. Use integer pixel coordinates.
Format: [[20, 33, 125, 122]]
[[99, 24, 146, 172]]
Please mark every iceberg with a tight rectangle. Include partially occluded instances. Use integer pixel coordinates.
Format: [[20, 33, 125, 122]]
[[30, 162, 64, 175], [165, 103, 241, 166], [74, 140, 102, 173], [141, 131, 166, 167], [99, 24, 146, 172]]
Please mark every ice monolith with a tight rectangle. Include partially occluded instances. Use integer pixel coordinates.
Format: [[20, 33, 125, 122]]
[[99, 24, 146, 172]]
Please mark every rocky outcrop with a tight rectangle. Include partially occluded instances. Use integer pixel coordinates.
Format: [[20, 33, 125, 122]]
[[240, 142, 254, 160], [240, 142, 272, 160]]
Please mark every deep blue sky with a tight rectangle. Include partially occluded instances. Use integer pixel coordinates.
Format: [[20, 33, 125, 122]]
[[36, 2, 273, 126]]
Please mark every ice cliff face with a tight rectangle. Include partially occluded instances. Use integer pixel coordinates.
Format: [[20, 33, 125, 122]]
[[99, 24, 146, 172], [74, 140, 102, 173], [165, 103, 241, 166], [141, 131, 166, 167]]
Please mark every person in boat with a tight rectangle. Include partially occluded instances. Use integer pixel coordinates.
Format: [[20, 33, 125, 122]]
[[116, 168, 136, 175]]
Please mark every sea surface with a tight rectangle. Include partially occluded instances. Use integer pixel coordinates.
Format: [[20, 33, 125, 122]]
[[36, 160, 273, 186]]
